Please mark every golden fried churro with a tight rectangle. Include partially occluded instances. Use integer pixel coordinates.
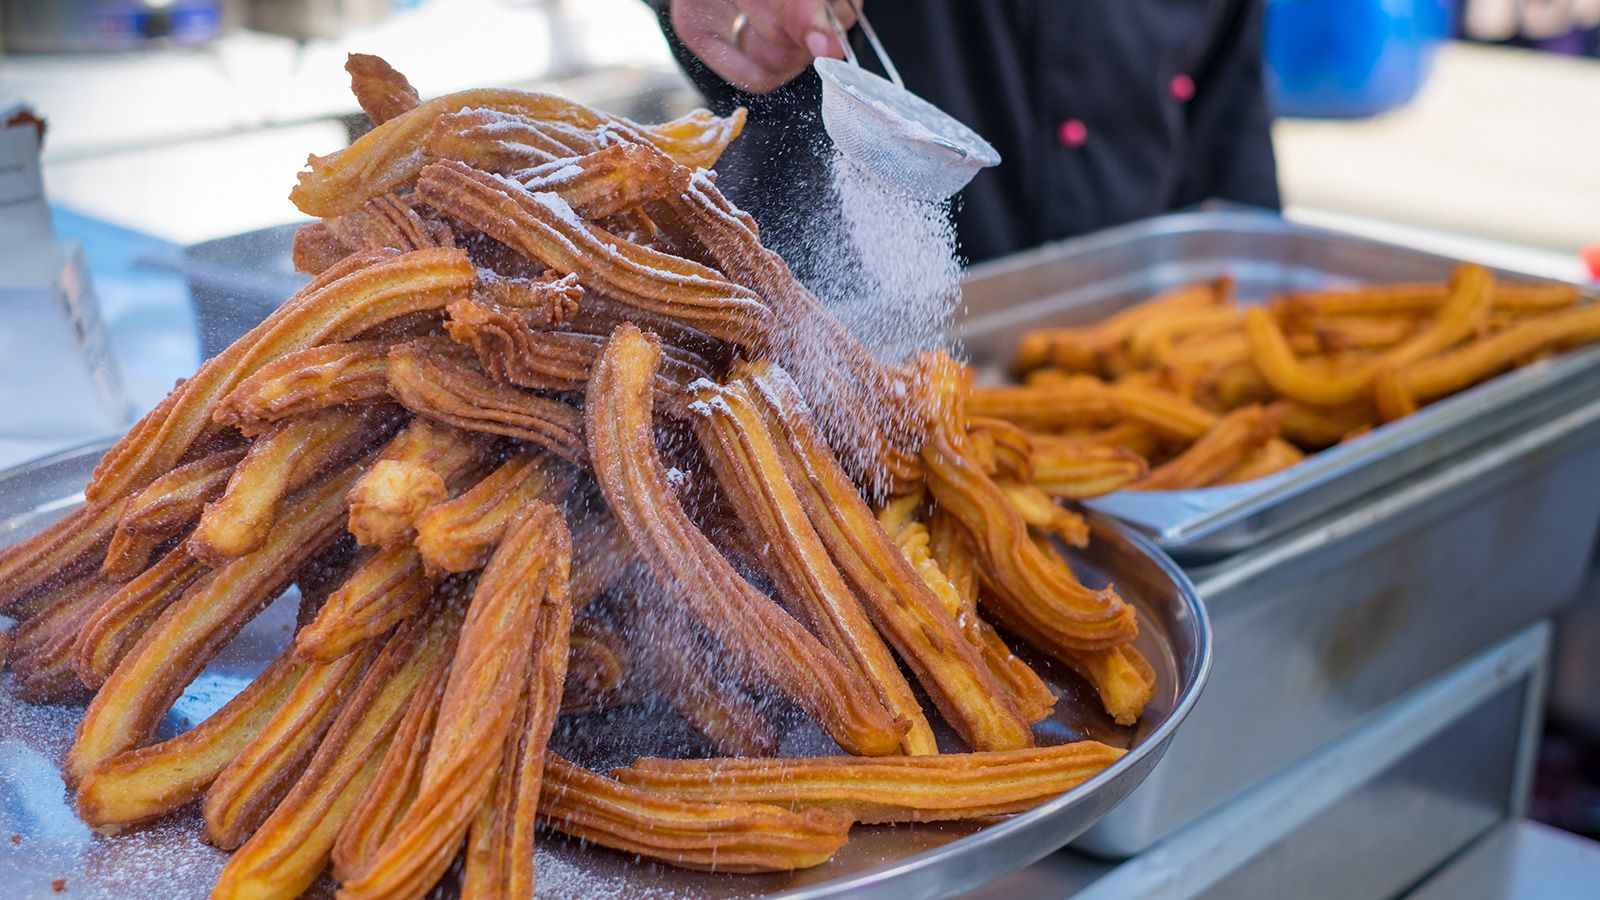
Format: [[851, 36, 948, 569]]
[[1014, 280, 1226, 375], [561, 616, 636, 715], [1132, 404, 1282, 490], [512, 142, 691, 220], [1246, 265, 1491, 408], [348, 461, 446, 548], [346, 53, 420, 126], [75, 651, 307, 828], [691, 377, 936, 755], [296, 546, 432, 662], [613, 741, 1126, 824], [1219, 439, 1306, 484], [969, 417, 1033, 482], [1028, 437, 1148, 499], [385, 339, 587, 464], [204, 640, 381, 849], [292, 85, 744, 216], [192, 405, 400, 564], [1396, 301, 1600, 404], [920, 358, 1135, 654], [9, 578, 115, 703], [474, 269, 583, 326], [213, 603, 459, 900], [0, 498, 128, 611], [331, 651, 447, 885], [998, 479, 1090, 546], [969, 379, 1123, 431], [445, 291, 711, 399], [421, 108, 576, 173], [1057, 643, 1157, 727], [417, 159, 769, 346], [586, 324, 904, 756], [74, 544, 209, 688], [1278, 278, 1579, 317], [102, 445, 244, 578], [88, 248, 474, 503], [215, 341, 394, 434], [540, 754, 853, 873], [67, 466, 362, 785], [340, 504, 570, 900], [742, 364, 1035, 752], [412, 449, 570, 576], [463, 546, 573, 899]]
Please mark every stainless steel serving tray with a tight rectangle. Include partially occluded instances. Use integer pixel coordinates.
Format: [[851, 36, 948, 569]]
[[958, 206, 1600, 561], [0, 442, 1211, 899]]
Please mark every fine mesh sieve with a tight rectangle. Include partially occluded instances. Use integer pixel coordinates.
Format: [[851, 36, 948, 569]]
[[815, 1, 999, 201]]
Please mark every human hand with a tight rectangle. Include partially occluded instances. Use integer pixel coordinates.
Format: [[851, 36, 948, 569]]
[[670, 0, 857, 94]]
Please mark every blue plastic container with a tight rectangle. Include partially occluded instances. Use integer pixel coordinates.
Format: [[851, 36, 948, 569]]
[[1265, 0, 1454, 118]]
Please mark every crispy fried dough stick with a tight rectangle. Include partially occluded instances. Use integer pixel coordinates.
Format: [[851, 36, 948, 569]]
[[87, 248, 474, 503], [215, 342, 393, 434], [998, 479, 1090, 547], [969, 416, 1033, 482], [510, 142, 690, 219], [585, 325, 904, 756], [923, 510, 1058, 724], [1127, 306, 1242, 366], [76, 651, 308, 828], [102, 445, 244, 578], [412, 450, 571, 576], [614, 740, 1127, 823], [1058, 642, 1157, 727], [347, 53, 420, 126], [1132, 405, 1282, 491], [204, 639, 381, 849], [1014, 280, 1227, 374], [540, 754, 852, 873], [212, 603, 460, 900], [347, 416, 499, 548], [296, 546, 431, 662], [463, 550, 574, 899], [969, 380, 1124, 431], [691, 377, 936, 755], [417, 159, 769, 347], [1219, 439, 1306, 484], [1028, 437, 1148, 499], [9, 579, 116, 702], [1277, 400, 1374, 448], [75, 544, 209, 688], [1396, 301, 1600, 404], [340, 504, 571, 900], [474, 269, 583, 324], [66, 466, 362, 785], [561, 616, 636, 715], [659, 174, 918, 487], [422, 108, 574, 172], [920, 358, 1136, 653], [1245, 265, 1493, 407], [293, 193, 456, 277], [385, 339, 587, 464], [445, 292, 710, 397], [192, 405, 400, 564], [741, 364, 1035, 751], [331, 651, 448, 885], [292, 86, 744, 216], [0, 498, 128, 611], [1278, 278, 1579, 317]]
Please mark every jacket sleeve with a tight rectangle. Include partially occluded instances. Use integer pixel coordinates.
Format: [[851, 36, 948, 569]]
[[1172, 0, 1282, 211]]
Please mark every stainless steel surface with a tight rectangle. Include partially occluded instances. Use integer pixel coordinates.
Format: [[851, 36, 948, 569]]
[[0, 443, 1211, 899], [1076, 390, 1600, 857], [1407, 819, 1600, 900], [968, 622, 1549, 899], [958, 206, 1600, 561]]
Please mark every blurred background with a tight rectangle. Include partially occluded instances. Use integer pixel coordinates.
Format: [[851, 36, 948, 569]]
[[0, 0, 1598, 858]]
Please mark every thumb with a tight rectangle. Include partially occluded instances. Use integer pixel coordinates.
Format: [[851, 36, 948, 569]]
[[777, 0, 843, 60]]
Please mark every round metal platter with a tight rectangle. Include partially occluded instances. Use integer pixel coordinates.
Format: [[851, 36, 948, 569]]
[[0, 440, 1212, 899]]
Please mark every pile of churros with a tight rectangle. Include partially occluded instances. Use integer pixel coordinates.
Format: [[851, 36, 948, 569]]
[[0, 55, 1152, 898], [997, 267, 1600, 492]]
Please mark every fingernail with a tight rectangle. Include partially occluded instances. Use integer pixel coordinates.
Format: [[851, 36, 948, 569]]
[[806, 31, 832, 58]]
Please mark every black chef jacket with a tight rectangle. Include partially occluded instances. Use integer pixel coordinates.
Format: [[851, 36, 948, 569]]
[[644, 0, 1280, 264]]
